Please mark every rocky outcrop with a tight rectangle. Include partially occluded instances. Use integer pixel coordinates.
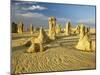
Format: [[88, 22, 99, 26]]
[[26, 27, 50, 53], [65, 21, 72, 36], [48, 17, 56, 40], [29, 24, 34, 34], [76, 24, 93, 51], [17, 21, 24, 34]]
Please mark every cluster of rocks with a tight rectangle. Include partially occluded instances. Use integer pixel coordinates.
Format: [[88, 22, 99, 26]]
[[12, 16, 95, 53], [64, 22, 95, 51], [12, 22, 37, 34], [26, 16, 57, 53], [75, 24, 95, 51]]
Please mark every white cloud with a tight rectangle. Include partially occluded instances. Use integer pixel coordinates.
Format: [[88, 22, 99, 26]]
[[21, 5, 47, 10], [28, 5, 47, 10]]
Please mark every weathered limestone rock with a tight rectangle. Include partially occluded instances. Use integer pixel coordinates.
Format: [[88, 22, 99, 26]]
[[29, 24, 34, 34], [73, 25, 80, 34], [65, 21, 72, 35], [56, 24, 61, 34], [27, 44, 36, 53], [27, 43, 41, 53], [48, 17, 56, 40], [27, 27, 50, 53], [12, 22, 17, 33], [37, 27, 50, 44], [85, 27, 90, 36], [76, 24, 92, 51], [23, 38, 32, 47], [17, 21, 24, 34]]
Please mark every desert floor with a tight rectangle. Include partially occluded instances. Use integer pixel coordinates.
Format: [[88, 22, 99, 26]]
[[11, 32, 96, 74]]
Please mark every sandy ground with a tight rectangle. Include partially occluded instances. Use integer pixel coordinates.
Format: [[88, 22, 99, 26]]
[[11, 32, 96, 74]]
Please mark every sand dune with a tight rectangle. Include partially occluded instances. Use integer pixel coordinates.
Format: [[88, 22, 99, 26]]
[[11, 33, 96, 74]]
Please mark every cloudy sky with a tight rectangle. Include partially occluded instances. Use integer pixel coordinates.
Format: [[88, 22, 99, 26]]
[[11, 1, 96, 28]]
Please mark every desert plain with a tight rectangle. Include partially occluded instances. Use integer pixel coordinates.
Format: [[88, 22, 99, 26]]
[[11, 20, 96, 74]]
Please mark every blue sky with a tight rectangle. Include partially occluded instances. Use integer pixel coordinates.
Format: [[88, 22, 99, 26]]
[[11, 1, 96, 28]]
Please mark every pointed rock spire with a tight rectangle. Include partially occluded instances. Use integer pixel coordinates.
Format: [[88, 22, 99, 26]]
[[76, 24, 92, 51], [65, 21, 72, 35]]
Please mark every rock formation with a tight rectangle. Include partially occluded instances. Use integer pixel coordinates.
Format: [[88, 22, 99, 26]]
[[27, 27, 50, 53], [48, 17, 56, 40], [17, 21, 24, 34], [85, 27, 90, 36], [73, 25, 80, 34], [27, 42, 44, 53], [29, 24, 34, 34], [56, 24, 61, 34], [12, 22, 17, 33], [76, 24, 92, 51], [37, 27, 50, 44], [65, 21, 72, 35]]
